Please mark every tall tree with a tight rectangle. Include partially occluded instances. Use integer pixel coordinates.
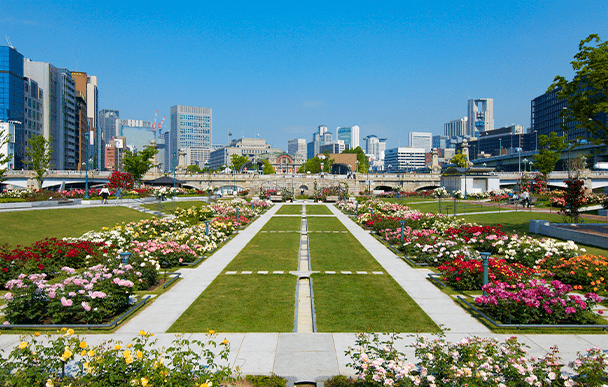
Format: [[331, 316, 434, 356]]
[[533, 132, 568, 178], [549, 34, 608, 146], [261, 159, 275, 174], [0, 127, 14, 184], [230, 154, 249, 172], [24, 135, 53, 189], [121, 145, 158, 183], [342, 146, 369, 172], [451, 151, 467, 168]]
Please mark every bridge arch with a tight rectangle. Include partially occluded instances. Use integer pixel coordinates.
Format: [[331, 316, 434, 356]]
[[239, 160, 264, 173]]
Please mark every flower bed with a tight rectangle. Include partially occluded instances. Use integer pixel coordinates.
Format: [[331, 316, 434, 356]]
[[438, 257, 537, 290], [4, 264, 140, 325], [0, 329, 236, 386], [475, 279, 602, 325], [540, 254, 608, 293], [346, 331, 608, 387]]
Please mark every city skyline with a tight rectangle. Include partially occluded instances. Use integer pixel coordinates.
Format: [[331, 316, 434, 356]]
[[2, 1, 606, 152]]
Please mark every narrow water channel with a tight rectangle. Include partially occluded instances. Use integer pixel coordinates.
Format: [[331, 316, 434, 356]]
[[295, 204, 315, 332]]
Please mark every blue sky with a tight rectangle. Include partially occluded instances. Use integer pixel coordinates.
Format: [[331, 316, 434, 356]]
[[2, 0, 607, 151]]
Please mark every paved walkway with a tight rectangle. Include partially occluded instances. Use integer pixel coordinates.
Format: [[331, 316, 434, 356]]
[[1, 202, 608, 382]]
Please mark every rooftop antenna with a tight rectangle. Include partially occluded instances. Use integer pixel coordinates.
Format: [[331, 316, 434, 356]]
[[5, 35, 14, 48]]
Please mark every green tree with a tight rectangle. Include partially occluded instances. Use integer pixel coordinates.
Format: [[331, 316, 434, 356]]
[[121, 145, 158, 183], [230, 154, 249, 172], [24, 135, 53, 189], [451, 151, 467, 168], [342, 146, 369, 172], [0, 127, 14, 184], [549, 34, 608, 146], [186, 164, 201, 174], [261, 160, 275, 174], [533, 132, 568, 178]]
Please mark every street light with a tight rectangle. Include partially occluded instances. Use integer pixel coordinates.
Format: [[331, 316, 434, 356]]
[[499, 138, 502, 156], [173, 151, 177, 189], [534, 130, 538, 151], [83, 132, 90, 199], [522, 158, 528, 174], [528, 160, 533, 172]]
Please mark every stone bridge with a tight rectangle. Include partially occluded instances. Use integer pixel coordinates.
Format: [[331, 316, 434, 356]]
[[3, 170, 441, 195]]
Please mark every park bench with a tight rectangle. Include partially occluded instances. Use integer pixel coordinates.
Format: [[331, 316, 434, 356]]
[[270, 195, 283, 202], [325, 196, 339, 202]]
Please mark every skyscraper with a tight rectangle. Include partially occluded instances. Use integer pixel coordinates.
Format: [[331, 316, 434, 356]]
[[409, 132, 432, 152], [444, 117, 467, 137], [287, 138, 306, 157], [364, 135, 386, 161], [467, 98, 494, 136], [24, 60, 78, 169], [170, 105, 212, 170], [307, 125, 332, 159], [337, 125, 360, 149], [0, 46, 25, 168]]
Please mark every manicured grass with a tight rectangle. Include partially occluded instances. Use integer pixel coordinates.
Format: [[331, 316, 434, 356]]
[[261, 217, 302, 231], [313, 274, 440, 332], [225, 233, 300, 271], [168, 275, 296, 332], [407, 200, 501, 215], [141, 200, 209, 213], [0, 207, 153, 247], [307, 217, 347, 231], [276, 205, 302, 215], [309, 233, 384, 271], [305, 205, 333, 215]]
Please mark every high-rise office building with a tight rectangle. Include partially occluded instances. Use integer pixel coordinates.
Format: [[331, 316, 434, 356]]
[[467, 98, 494, 136], [288, 138, 307, 157], [23, 77, 43, 145], [307, 125, 332, 159], [170, 105, 212, 170], [99, 109, 120, 142], [118, 119, 154, 152], [24, 60, 78, 170], [364, 135, 386, 161], [0, 46, 25, 169], [384, 147, 426, 172], [409, 132, 432, 152], [432, 135, 451, 150], [337, 125, 360, 149], [444, 117, 467, 137]]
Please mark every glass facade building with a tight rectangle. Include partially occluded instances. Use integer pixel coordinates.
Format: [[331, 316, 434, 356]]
[[0, 46, 25, 168], [170, 105, 212, 170]]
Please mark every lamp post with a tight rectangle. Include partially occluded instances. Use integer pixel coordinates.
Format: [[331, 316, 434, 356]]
[[463, 155, 468, 200], [522, 158, 528, 174], [173, 151, 177, 189], [529, 160, 533, 172], [534, 130, 538, 151], [499, 138, 502, 156], [83, 131, 90, 199], [367, 166, 370, 194]]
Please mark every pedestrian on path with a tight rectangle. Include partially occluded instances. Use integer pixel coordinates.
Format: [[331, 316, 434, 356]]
[[100, 185, 110, 205], [521, 189, 530, 208], [115, 187, 123, 205]]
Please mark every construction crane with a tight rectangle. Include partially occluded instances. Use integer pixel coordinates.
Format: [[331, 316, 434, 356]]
[[149, 110, 166, 140], [157, 116, 166, 138]]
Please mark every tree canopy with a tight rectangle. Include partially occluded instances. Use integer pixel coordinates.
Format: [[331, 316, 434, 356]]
[[549, 34, 608, 146], [24, 135, 53, 189], [533, 132, 568, 177], [342, 146, 369, 172], [261, 159, 275, 174], [0, 127, 13, 184], [451, 151, 467, 168], [298, 152, 333, 174], [230, 154, 249, 172], [121, 145, 158, 183]]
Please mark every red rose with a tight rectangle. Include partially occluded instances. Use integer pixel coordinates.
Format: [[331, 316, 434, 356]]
[[37, 264, 44, 270]]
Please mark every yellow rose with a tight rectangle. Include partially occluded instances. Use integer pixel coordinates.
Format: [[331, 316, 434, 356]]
[[67, 328, 74, 335], [18, 342, 28, 350], [136, 351, 143, 359], [35, 332, 41, 337], [79, 341, 88, 349], [222, 339, 229, 345], [114, 344, 122, 350], [208, 330, 215, 334], [141, 377, 149, 386], [88, 349, 95, 357], [61, 347, 73, 362], [127, 343, 133, 348]]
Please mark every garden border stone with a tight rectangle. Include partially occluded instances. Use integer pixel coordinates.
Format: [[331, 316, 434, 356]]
[[530, 220, 608, 249]]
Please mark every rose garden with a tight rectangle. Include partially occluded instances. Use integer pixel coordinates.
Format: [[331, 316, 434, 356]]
[[0, 183, 607, 386]]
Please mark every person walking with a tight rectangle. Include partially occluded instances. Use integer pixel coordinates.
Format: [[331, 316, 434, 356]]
[[115, 187, 123, 205], [100, 185, 110, 205], [521, 189, 530, 208]]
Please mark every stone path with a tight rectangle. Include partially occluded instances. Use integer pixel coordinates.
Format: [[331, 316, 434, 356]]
[[2, 202, 608, 382]]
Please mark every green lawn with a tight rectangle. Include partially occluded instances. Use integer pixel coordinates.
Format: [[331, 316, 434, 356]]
[[141, 200, 209, 213], [313, 274, 440, 332], [224, 233, 300, 271], [307, 217, 348, 231], [407, 200, 502, 215], [168, 275, 296, 332], [305, 205, 333, 215], [276, 205, 302, 215], [261, 217, 302, 231], [0, 207, 153, 247], [309, 233, 384, 271]]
